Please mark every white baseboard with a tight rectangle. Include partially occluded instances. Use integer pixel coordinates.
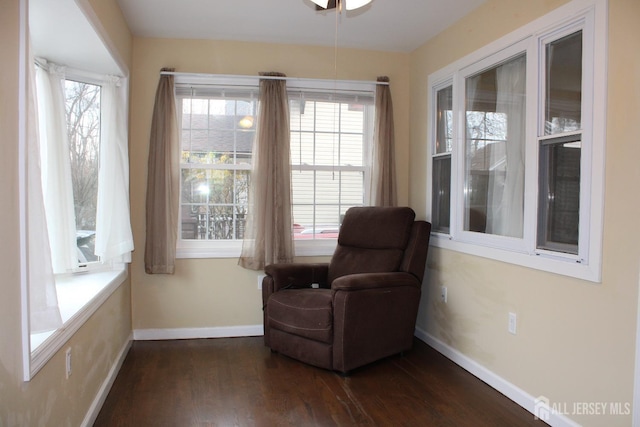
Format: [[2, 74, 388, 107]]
[[133, 324, 263, 341], [414, 327, 580, 427], [81, 333, 133, 427]]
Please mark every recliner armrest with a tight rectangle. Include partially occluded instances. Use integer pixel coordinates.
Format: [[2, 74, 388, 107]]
[[264, 263, 330, 292], [331, 272, 420, 291]]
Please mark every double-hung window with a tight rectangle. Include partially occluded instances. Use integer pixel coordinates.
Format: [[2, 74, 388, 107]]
[[427, 0, 606, 281], [177, 85, 257, 256], [176, 77, 375, 258], [289, 88, 373, 245], [432, 84, 453, 234]]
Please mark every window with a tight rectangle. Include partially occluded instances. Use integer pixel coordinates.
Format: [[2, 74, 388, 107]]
[[176, 77, 375, 257], [537, 31, 583, 255], [432, 85, 452, 234], [427, 0, 606, 281], [289, 90, 373, 240], [177, 86, 257, 244], [464, 53, 526, 238], [65, 79, 101, 264]]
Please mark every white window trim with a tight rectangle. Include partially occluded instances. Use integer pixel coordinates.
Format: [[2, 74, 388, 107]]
[[174, 75, 376, 259], [426, 0, 607, 283]]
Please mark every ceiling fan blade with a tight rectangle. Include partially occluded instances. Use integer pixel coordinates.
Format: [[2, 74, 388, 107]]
[[310, 0, 329, 8], [315, 0, 337, 10]]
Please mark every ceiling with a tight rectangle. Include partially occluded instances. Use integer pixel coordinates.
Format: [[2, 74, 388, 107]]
[[29, 0, 123, 76], [29, 0, 486, 78], [116, 0, 486, 53]]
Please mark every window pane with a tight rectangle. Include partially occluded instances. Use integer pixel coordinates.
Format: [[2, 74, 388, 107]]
[[315, 102, 339, 132], [538, 137, 581, 254], [341, 104, 365, 133], [65, 80, 100, 263], [432, 155, 451, 234], [291, 171, 315, 205], [340, 134, 363, 166], [464, 54, 526, 238], [179, 167, 242, 241], [181, 97, 255, 165], [315, 133, 338, 166], [316, 171, 340, 205], [290, 132, 314, 166], [289, 93, 370, 240], [340, 171, 364, 205], [435, 85, 453, 154], [545, 31, 582, 135], [292, 204, 314, 237], [179, 94, 255, 241], [291, 170, 363, 240]]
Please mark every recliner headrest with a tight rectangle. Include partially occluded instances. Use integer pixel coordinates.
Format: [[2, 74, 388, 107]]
[[338, 207, 415, 249]]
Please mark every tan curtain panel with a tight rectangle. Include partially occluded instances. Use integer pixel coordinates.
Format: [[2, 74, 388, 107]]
[[144, 68, 179, 274], [372, 76, 397, 207], [239, 72, 294, 270]]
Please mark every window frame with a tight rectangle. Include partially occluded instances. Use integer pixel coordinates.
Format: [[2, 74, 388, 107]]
[[174, 75, 376, 259], [175, 84, 258, 258], [431, 82, 453, 234], [426, 0, 607, 282]]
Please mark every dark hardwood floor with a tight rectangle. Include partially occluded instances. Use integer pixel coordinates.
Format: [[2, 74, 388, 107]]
[[94, 337, 546, 426]]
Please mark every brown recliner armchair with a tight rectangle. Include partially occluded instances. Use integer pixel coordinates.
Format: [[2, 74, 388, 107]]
[[262, 206, 431, 374]]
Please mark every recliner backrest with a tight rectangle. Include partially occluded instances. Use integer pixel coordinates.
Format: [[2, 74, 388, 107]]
[[400, 221, 431, 283], [328, 207, 416, 285]]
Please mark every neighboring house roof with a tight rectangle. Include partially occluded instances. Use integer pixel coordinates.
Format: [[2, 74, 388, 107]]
[[182, 113, 255, 155]]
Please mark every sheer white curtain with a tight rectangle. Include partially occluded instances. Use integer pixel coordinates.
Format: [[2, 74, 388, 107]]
[[487, 55, 526, 237], [29, 59, 62, 334], [464, 75, 479, 231], [95, 76, 134, 263], [35, 62, 78, 273]]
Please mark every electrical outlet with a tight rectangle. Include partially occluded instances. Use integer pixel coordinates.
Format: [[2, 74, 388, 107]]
[[65, 347, 72, 378], [440, 286, 447, 303], [257, 274, 266, 290], [508, 312, 517, 335]]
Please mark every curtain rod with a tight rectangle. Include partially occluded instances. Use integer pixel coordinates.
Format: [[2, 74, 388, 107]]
[[159, 71, 389, 86]]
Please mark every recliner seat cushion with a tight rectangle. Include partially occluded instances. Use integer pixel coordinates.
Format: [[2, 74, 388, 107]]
[[267, 289, 333, 344]]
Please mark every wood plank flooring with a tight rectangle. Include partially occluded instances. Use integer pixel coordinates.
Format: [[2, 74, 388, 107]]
[[94, 337, 546, 426]]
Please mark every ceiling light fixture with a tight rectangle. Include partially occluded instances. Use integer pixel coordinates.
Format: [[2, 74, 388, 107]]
[[310, 0, 372, 11]]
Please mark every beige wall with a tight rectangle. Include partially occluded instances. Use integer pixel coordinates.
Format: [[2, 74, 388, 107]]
[[3, 0, 638, 424], [0, 0, 133, 425], [410, 0, 640, 426], [129, 38, 411, 330], [83, 0, 133, 72]]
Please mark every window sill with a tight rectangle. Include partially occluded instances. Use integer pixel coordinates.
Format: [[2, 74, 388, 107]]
[[28, 266, 128, 380], [430, 233, 601, 283], [176, 239, 337, 259]]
